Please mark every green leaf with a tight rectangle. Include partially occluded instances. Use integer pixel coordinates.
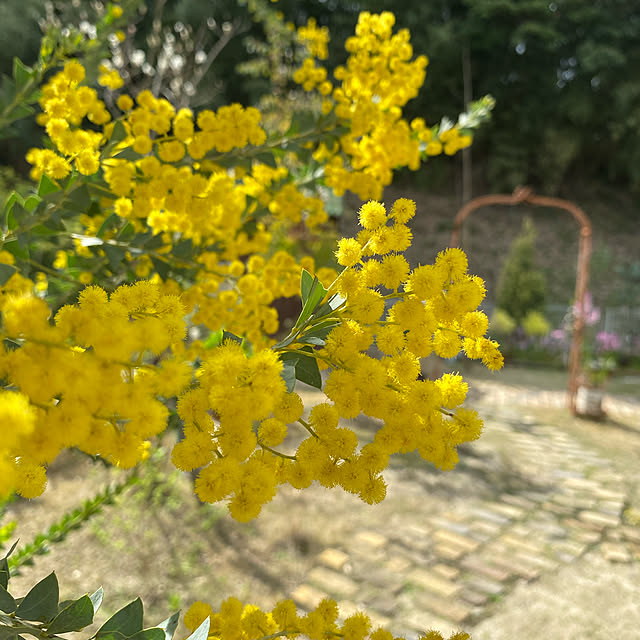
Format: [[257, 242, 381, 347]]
[[97, 598, 143, 638], [47, 594, 94, 634], [66, 184, 91, 213], [150, 256, 170, 280], [252, 151, 277, 168], [298, 320, 340, 346], [312, 293, 346, 319], [12, 58, 32, 91], [172, 238, 193, 259], [294, 348, 322, 389], [203, 329, 224, 349], [128, 629, 165, 640], [0, 626, 19, 640], [295, 274, 328, 329], [37, 175, 59, 197], [16, 572, 59, 622], [156, 612, 180, 640], [0, 584, 16, 613], [2, 240, 29, 261], [9, 104, 35, 120], [143, 234, 165, 250], [97, 213, 120, 239], [103, 244, 127, 271], [185, 615, 210, 640], [300, 269, 314, 304], [90, 587, 104, 616], [23, 195, 41, 214], [113, 148, 141, 161], [0, 264, 17, 286], [0, 541, 18, 591], [3, 191, 23, 216], [280, 357, 297, 393], [109, 120, 128, 146]]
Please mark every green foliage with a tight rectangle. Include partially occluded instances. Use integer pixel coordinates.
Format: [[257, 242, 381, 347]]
[[8, 474, 139, 572], [496, 217, 547, 324], [0, 543, 198, 640], [489, 307, 517, 335], [522, 310, 551, 337]]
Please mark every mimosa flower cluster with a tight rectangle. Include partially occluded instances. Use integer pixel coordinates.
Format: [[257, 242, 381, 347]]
[[0, 281, 188, 499], [170, 199, 502, 522], [183, 597, 469, 640], [295, 12, 472, 200]]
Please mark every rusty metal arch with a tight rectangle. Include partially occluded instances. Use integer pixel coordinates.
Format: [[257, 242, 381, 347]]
[[450, 187, 592, 414]]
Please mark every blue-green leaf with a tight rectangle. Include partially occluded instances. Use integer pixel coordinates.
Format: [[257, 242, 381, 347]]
[[0, 264, 17, 286], [156, 612, 180, 640], [97, 598, 143, 637], [12, 58, 33, 91], [280, 357, 297, 393], [296, 274, 328, 329], [150, 256, 170, 280], [300, 269, 314, 304], [128, 629, 164, 640], [90, 587, 104, 616], [0, 584, 16, 613], [47, 594, 94, 634], [294, 348, 322, 389], [103, 244, 127, 271], [184, 615, 210, 640], [37, 175, 59, 197], [15, 572, 59, 622]]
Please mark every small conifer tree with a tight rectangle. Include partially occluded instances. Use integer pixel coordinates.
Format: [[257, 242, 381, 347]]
[[496, 217, 547, 324]]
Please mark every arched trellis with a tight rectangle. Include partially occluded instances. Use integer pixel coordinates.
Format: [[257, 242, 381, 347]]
[[450, 187, 593, 414]]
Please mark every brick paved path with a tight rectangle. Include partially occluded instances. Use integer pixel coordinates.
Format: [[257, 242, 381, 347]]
[[284, 385, 640, 636]]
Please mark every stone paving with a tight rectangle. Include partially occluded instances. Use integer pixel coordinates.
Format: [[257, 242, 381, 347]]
[[284, 385, 640, 636]]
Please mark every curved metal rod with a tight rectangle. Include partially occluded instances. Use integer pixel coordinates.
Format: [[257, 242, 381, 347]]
[[450, 187, 592, 414]]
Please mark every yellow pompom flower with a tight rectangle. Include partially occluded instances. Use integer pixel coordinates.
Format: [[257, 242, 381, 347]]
[[184, 601, 214, 632], [358, 201, 387, 229], [390, 197, 416, 223], [335, 238, 362, 267], [14, 461, 48, 499]]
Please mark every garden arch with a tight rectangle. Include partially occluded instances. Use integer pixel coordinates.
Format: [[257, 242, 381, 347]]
[[450, 187, 593, 414]]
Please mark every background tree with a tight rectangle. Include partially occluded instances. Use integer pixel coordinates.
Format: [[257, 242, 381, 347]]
[[496, 217, 547, 324]]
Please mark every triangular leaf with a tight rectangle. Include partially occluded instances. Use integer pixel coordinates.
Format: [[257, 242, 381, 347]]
[[47, 594, 94, 634], [90, 587, 104, 616], [15, 572, 59, 622], [128, 629, 165, 640], [23, 195, 41, 213], [300, 269, 314, 304], [12, 58, 32, 91], [298, 319, 340, 346], [37, 175, 59, 197], [172, 238, 193, 259], [156, 612, 180, 640], [96, 213, 120, 239], [97, 598, 143, 638], [66, 184, 91, 213], [103, 244, 127, 271], [295, 275, 328, 329], [0, 264, 17, 286], [109, 121, 128, 146], [294, 349, 322, 389], [184, 616, 210, 640], [313, 293, 346, 319], [150, 256, 170, 280], [0, 584, 16, 613], [280, 357, 297, 393]]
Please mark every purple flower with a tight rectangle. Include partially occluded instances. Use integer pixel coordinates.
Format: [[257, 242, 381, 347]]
[[574, 292, 600, 326], [596, 331, 621, 351]]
